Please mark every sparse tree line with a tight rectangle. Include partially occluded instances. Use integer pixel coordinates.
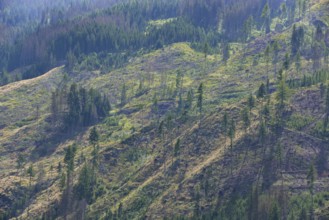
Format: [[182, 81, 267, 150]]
[[258, 21, 328, 83], [3, 53, 328, 220], [183, 141, 318, 220], [169, 78, 324, 220], [1, 76, 113, 218], [33, 126, 105, 220], [2, 0, 329, 219], [9, 73, 322, 220], [181, 25, 329, 218], [5, 127, 104, 220], [184, 162, 317, 220], [175, 44, 328, 220]]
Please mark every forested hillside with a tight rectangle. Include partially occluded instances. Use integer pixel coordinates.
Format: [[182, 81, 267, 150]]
[[1, 0, 329, 219], [0, 0, 286, 83]]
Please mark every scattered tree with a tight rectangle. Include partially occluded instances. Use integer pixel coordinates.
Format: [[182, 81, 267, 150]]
[[243, 16, 254, 42], [66, 50, 77, 71], [223, 112, 229, 140], [75, 163, 94, 203], [197, 83, 204, 116], [16, 153, 26, 177], [264, 45, 271, 75], [291, 25, 304, 57], [283, 53, 290, 71], [257, 83, 267, 98], [272, 40, 280, 75], [174, 138, 181, 161], [222, 42, 230, 63], [185, 89, 194, 111], [276, 78, 289, 128], [242, 107, 251, 133], [269, 202, 280, 220], [307, 163, 316, 220], [276, 78, 289, 109], [228, 119, 236, 150], [261, 2, 271, 34], [248, 93, 255, 112], [89, 126, 99, 147], [175, 70, 183, 97], [259, 119, 267, 147], [121, 83, 127, 106], [62, 144, 77, 217], [27, 164, 35, 188], [295, 51, 302, 75]]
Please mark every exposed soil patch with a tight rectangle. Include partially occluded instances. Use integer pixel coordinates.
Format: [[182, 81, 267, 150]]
[[291, 89, 324, 118]]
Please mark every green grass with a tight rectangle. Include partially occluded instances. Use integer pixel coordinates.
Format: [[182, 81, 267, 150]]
[[287, 113, 314, 131], [2, 2, 329, 217]]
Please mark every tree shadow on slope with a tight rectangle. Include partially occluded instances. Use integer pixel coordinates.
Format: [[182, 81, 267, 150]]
[[31, 121, 90, 160]]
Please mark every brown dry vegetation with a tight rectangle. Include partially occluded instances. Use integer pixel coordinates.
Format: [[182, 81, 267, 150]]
[[1, 0, 329, 219]]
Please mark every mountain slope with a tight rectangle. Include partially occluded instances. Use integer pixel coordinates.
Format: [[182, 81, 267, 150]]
[[1, 0, 329, 219]]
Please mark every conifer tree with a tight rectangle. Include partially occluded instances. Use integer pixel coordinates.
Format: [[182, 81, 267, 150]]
[[64, 145, 76, 177], [323, 88, 329, 133], [57, 162, 62, 175], [325, 86, 329, 117], [243, 16, 253, 42], [51, 90, 59, 125], [324, 46, 329, 69], [242, 107, 251, 133], [67, 83, 81, 127], [223, 112, 229, 141], [264, 45, 271, 75], [276, 78, 289, 109], [158, 120, 164, 139], [89, 126, 99, 147], [66, 50, 76, 71], [121, 83, 127, 106], [257, 83, 266, 98], [249, 185, 259, 220], [76, 163, 94, 202], [276, 78, 289, 128], [280, 3, 287, 20], [259, 119, 267, 147], [203, 42, 209, 61], [175, 70, 183, 96], [16, 153, 26, 180], [177, 93, 183, 115], [89, 127, 100, 186], [272, 40, 280, 75], [174, 138, 181, 162], [197, 83, 204, 116], [222, 42, 230, 63], [63, 144, 77, 215], [27, 164, 35, 188], [261, 2, 271, 34], [307, 163, 316, 220], [228, 119, 236, 150], [291, 25, 304, 57], [91, 143, 99, 166], [295, 51, 301, 75], [269, 202, 280, 220], [117, 203, 123, 219], [312, 25, 324, 71], [248, 93, 255, 112], [262, 102, 271, 125], [185, 89, 193, 111], [283, 53, 290, 71]]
